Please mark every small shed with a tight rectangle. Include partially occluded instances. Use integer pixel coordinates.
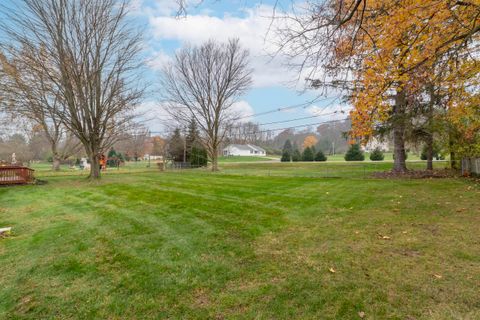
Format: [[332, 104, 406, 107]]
[[0, 166, 35, 185]]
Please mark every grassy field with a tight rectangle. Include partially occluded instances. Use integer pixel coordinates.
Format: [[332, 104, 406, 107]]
[[29, 155, 439, 179], [1, 165, 479, 319], [29, 160, 160, 178], [218, 156, 278, 162], [220, 161, 450, 179], [326, 152, 422, 162]]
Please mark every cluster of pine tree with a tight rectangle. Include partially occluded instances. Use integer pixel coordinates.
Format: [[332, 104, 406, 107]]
[[186, 119, 208, 167], [106, 148, 125, 167], [369, 147, 384, 161], [169, 118, 208, 167], [281, 140, 327, 162], [344, 144, 365, 161]]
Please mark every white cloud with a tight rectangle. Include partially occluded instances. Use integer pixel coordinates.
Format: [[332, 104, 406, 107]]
[[230, 100, 254, 122], [146, 5, 304, 88], [130, 0, 181, 17], [127, 0, 144, 14], [306, 104, 351, 122], [136, 101, 172, 133], [147, 50, 173, 71]]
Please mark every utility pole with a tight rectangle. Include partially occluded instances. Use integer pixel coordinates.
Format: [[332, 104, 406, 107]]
[[183, 126, 187, 164], [332, 141, 335, 155], [147, 131, 151, 168]]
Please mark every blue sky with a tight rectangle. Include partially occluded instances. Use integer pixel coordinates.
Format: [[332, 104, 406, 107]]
[[0, 0, 349, 134], [131, 0, 349, 133]]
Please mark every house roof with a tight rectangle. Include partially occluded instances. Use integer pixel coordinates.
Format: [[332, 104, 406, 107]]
[[247, 144, 266, 152], [225, 144, 266, 152]]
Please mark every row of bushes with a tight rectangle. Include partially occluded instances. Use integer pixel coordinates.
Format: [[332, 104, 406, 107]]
[[282, 143, 446, 162], [281, 139, 391, 162], [344, 144, 388, 161], [281, 146, 327, 162]]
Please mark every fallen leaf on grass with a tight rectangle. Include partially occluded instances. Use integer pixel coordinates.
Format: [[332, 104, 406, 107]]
[[329, 267, 336, 273], [377, 233, 391, 240], [358, 311, 366, 318], [433, 274, 442, 279]]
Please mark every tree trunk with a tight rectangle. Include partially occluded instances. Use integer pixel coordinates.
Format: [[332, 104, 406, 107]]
[[51, 143, 61, 171], [450, 151, 458, 169], [211, 146, 218, 172], [426, 83, 435, 171], [89, 154, 101, 180], [393, 128, 407, 172], [52, 156, 61, 171], [392, 90, 407, 173], [449, 136, 458, 170], [211, 155, 218, 172], [426, 133, 434, 171]]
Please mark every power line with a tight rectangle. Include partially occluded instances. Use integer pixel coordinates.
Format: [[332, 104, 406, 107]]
[[148, 108, 350, 136], [241, 117, 350, 136], [247, 102, 349, 128], [258, 112, 339, 126], [233, 96, 339, 121], [160, 95, 340, 123], [222, 97, 346, 131], [130, 97, 348, 135]]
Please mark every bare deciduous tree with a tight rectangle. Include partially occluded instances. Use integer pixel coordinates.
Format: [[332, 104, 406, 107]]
[[0, 0, 144, 179], [161, 39, 252, 171], [115, 124, 150, 161], [0, 52, 81, 170]]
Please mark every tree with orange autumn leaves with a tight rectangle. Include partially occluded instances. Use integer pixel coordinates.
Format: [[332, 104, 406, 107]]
[[303, 135, 318, 149], [346, 0, 479, 171], [277, 0, 479, 172]]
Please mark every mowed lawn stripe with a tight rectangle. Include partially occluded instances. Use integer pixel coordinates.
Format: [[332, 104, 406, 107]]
[[0, 171, 479, 319]]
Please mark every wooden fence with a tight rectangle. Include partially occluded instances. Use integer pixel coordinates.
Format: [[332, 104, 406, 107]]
[[461, 158, 480, 176], [0, 166, 35, 185]]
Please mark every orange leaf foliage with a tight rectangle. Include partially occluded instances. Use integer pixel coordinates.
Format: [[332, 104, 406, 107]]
[[303, 135, 318, 149]]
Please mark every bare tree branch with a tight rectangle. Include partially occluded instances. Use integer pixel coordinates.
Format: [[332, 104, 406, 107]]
[[0, 0, 145, 179], [160, 38, 252, 171]]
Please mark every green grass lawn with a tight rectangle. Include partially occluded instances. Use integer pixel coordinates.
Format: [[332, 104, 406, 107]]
[[218, 156, 278, 162], [219, 161, 450, 179], [1, 165, 479, 319], [326, 152, 422, 161], [29, 160, 162, 178]]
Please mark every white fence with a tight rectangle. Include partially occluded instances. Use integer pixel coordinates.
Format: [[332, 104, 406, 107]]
[[462, 158, 480, 175]]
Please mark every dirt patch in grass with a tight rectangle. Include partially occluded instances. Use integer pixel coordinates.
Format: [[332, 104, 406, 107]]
[[193, 288, 212, 308]]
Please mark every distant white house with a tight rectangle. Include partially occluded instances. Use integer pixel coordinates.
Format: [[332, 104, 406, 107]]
[[143, 154, 163, 161], [362, 138, 389, 152], [223, 144, 266, 157]]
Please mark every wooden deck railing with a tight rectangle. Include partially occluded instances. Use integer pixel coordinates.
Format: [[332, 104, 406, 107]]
[[0, 166, 35, 185]]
